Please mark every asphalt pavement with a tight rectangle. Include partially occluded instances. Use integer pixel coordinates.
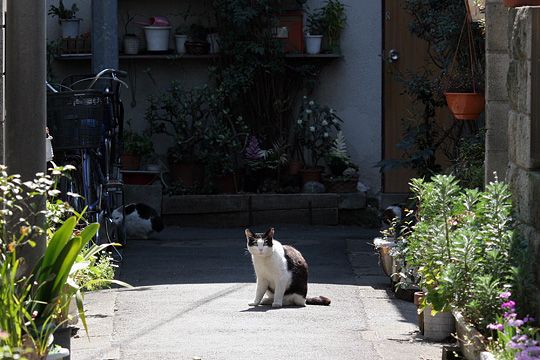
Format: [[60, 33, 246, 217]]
[[71, 225, 443, 360]]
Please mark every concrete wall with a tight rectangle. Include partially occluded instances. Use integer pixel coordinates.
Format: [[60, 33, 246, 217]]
[[307, 0, 382, 195], [505, 6, 540, 316], [47, 0, 382, 193]]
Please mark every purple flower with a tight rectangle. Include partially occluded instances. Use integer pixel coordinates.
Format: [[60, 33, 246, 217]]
[[509, 319, 524, 327], [487, 323, 504, 331], [502, 300, 516, 309], [517, 346, 540, 360], [513, 334, 529, 343], [499, 291, 512, 299], [509, 341, 527, 350]]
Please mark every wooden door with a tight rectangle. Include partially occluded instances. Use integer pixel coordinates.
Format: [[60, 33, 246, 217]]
[[382, 0, 432, 193]]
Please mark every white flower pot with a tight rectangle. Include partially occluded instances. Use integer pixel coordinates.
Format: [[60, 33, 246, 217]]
[[207, 33, 220, 53], [174, 34, 188, 54], [60, 19, 81, 39], [144, 26, 171, 52], [305, 34, 323, 55], [123, 36, 140, 55], [423, 305, 455, 341]]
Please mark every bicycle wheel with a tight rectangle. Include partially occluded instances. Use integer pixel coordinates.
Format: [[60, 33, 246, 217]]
[[99, 181, 126, 247]]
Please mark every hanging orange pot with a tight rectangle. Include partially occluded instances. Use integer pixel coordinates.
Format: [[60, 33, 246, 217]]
[[444, 92, 485, 120], [504, 0, 540, 7]]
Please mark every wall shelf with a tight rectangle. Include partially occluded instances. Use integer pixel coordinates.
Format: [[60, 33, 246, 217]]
[[54, 53, 343, 61]]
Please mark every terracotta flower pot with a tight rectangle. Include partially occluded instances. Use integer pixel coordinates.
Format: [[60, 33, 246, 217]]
[[444, 92, 485, 120], [121, 153, 141, 170], [504, 0, 540, 6], [288, 160, 303, 175], [170, 161, 204, 186], [216, 172, 239, 193], [300, 167, 323, 184]]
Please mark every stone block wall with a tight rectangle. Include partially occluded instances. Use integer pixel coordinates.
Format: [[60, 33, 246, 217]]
[[505, 6, 540, 315], [485, 0, 510, 181]]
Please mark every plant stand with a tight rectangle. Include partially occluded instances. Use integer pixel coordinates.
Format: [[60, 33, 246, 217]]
[[121, 170, 160, 185]]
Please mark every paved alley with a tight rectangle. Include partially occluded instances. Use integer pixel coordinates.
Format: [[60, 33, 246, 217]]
[[72, 225, 442, 360]]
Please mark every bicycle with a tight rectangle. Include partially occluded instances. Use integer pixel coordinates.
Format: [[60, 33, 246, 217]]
[[47, 69, 129, 256]]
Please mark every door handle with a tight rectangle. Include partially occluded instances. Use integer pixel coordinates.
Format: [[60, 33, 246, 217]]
[[388, 49, 399, 63]]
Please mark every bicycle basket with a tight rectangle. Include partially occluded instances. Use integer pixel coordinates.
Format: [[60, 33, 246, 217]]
[[47, 90, 109, 150]]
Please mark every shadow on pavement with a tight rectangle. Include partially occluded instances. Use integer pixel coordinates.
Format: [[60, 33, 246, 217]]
[[118, 225, 380, 288]]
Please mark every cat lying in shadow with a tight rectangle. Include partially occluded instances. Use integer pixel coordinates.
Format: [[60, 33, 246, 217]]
[[245, 227, 331, 308], [112, 203, 164, 240]]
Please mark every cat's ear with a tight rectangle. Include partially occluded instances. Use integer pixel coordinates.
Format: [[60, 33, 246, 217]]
[[245, 228, 255, 239], [264, 227, 275, 239]]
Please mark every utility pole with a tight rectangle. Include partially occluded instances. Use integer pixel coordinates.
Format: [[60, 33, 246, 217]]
[[92, 0, 119, 73], [4, 0, 47, 269]]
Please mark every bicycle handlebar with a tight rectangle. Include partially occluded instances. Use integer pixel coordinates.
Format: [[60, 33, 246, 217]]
[[87, 68, 128, 90]]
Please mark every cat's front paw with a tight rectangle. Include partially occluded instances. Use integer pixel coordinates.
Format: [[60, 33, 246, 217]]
[[249, 301, 260, 306], [272, 302, 282, 308]]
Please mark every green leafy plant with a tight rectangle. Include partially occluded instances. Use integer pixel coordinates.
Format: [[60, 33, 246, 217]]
[[294, 97, 342, 168], [306, 0, 346, 51], [325, 131, 357, 177], [201, 113, 248, 180], [123, 124, 154, 156], [306, 8, 325, 35], [146, 83, 212, 163], [405, 175, 517, 330], [48, 0, 79, 21], [320, 0, 347, 52]]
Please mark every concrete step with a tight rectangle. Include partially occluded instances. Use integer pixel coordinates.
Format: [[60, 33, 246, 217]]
[[123, 184, 369, 227]]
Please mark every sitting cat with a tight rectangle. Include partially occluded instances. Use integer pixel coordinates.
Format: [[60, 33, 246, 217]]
[[111, 203, 164, 240], [245, 227, 331, 308]]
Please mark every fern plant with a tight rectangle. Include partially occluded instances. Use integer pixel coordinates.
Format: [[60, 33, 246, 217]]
[[326, 131, 356, 177]]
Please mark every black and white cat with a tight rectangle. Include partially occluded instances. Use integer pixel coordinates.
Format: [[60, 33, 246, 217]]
[[111, 203, 164, 239], [245, 227, 331, 308]]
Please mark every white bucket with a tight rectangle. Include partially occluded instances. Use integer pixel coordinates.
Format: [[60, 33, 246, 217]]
[[61, 19, 81, 38], [305, 35, 323, 55], [174, 34, 188, 54], [144, 26, 171, 51]]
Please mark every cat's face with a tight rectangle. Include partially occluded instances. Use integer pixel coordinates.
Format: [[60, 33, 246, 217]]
[[245, 228, 274, 257], [111, 207, 123, 225]]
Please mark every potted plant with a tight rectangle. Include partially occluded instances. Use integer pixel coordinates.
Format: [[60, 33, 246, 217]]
[[305, 0, 347, 54], [174, 25, 189, 54], [143, 16, 172, 52], [294, 97, 342, 184], [443, 0, 485, 120], [305, 8, 324, 54], [244, 137, 289, 192], [48, 1, 81, 39], [185, 23, 210, 55], [320, 0, 347, 53], [122, 12, 140, 55], [147, 83, 211, 186], [324, 131, 359, 192], [201, 113, 248, 194], [121, 124, 154, 170]]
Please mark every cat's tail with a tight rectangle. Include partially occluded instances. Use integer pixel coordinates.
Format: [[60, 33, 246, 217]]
[[306, 296, 331, 306]]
